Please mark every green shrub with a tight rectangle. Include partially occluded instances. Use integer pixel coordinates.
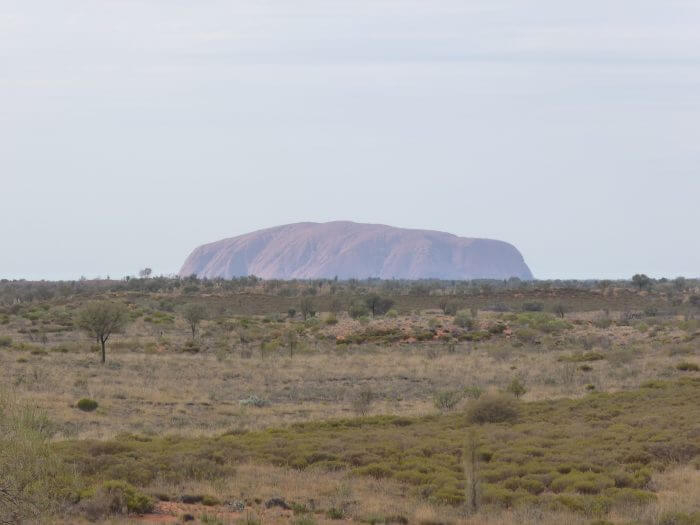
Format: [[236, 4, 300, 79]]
[[488, 322, 507, 334], [550, 471, 614, 495], [480, 484, 520, 506], [604, 487, 656, 506], [503, 477, 545, 495], [76, 398, 98, 412], [659, 511, 700, 525], [463, 386, 484, 399], [80, 480, 153, 516], [454, 310, 475, 330], [349, 301, 370, 319], [560, 352, 605, 362], [0, 336, 12, 347], [517, 312, 570, 333], [0, 392, 76, 523], [293, 518, 318, 525], [200, 514, 225, 525], [506, 378, 527, 398], [677, 362, 699, 372], [522, 302, 544, 312], [433, 390, 463, 411], [641, 380, 668, 389], [352, 387, 374, 416], [201, 495, 220, 506], [101, 480, 153, 513], [467, 394, 519, 424], [515, 327, 539, 344], [326, 507, 345, 519]]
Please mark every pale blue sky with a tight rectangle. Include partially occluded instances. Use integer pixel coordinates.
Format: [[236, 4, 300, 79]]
[[2, 1, 699, 280]]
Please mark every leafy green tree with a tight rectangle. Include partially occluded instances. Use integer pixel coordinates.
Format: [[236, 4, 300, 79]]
[[183, 303, 207, 340], [674, 276, 687, 291], [349, 301, 370, 319], [365, 294, 394, 317], [454, 310, 475, 330], [632, 274, 651, 291], [77, 301, 129, 364], [506, 377, 527, 398]]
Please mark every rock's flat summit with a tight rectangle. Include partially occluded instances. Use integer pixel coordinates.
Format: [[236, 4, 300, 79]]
[[179, 221, 533, 280]]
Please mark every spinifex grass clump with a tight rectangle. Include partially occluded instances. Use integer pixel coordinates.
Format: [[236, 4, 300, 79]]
[[0, 392, 77, 523], [52, 379, 700, 514]]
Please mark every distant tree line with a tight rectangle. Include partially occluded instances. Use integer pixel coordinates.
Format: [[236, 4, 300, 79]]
[[1, 273, 699, 306]]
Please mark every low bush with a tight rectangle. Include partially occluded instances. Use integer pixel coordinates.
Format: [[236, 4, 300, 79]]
[[659, 511, 700, 525], [76, 398, 98, 412], [454, 310, 475, 330], [201, 495, 220, 506], [47, 381, 700, 516], [677, 362, 699, 372], [352, 387, 374, 416], [326, 507, 345, 519], [239, 395, 268, 408], [433, 390, 463, 411], [522, 302, 544, 312], [1, 392, 76, 523], [560, 352, 605, 362], [79, 480, 153, 517], [349, 301, 370, 319], [463, 385, 484, 399], [466, 394, 519, 424]]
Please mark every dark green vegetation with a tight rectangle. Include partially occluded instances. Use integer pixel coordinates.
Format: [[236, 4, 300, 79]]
[[55, 379, 699, 517], [76, 398, 99, 412], [2, 274, 697, 318]]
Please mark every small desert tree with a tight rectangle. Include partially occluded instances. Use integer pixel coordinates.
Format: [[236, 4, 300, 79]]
[[365, 294, 394, 317], [299, 297, 315, 321], [183, 303, 207, 340], [329, 297, 343, 315], [139, 267, 152, 279], [348, 300, 370, 319], [77, 301, 129, 364], [632, 273, 651, 291], [674, 276, 687, 292], [553, 303, 568, 319], [283, 329, 298, 358]]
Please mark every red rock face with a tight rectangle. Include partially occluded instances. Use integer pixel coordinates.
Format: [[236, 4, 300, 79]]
[[178, 221, 533, 280]]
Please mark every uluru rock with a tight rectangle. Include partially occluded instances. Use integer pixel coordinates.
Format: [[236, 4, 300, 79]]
[[179, 221, 533, 280]]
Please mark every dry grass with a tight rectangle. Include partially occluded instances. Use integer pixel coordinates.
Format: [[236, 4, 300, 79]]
[[1, 325, 694, 440], [44, 464, 700, 524], [1, 290, 699, 524]]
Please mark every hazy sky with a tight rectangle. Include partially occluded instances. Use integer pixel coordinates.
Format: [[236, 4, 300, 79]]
[[3, 1, 699, 281]]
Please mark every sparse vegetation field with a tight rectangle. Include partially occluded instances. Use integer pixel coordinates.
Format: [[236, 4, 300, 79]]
[[1, 277, 699, 524]]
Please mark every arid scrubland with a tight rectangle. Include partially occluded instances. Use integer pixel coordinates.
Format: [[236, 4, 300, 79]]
[[0, 277, 699, 524]]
